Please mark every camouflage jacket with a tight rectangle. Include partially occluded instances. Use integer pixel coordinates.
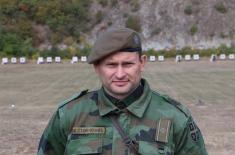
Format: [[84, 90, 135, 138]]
[[38, 79, 208, 155]]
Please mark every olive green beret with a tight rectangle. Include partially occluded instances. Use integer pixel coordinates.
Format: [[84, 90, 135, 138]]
[[88, 28, 142, 64]]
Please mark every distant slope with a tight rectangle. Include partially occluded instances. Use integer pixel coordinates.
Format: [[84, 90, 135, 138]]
[[0, 0, 234, 53]]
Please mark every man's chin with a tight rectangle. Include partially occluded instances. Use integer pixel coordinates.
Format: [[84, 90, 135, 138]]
[[110, 87, 130, 95]]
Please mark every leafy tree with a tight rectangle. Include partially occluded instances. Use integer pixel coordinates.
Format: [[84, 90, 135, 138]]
[[2, 33, 22, 57]]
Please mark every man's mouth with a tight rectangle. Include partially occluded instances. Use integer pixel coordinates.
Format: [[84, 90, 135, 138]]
[[112, 80, 128, 86]]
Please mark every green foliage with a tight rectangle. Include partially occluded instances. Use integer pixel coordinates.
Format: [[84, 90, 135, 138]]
[[130, 0, 140, 12], [184, 5, 193, 15], [2, 33, 22, 56], [0, 0, 93, 48], [126, 15, 141, 32], [20, 38, 36, 58], [76, 46, 91, 57], [0, 32, 35, 58], [95, 10, 104, 24], [219, 32, 228, 39], [189, 24, 198, 36], [164, 49, 177, 58], [0, 26, 3, 51], [217, 44, 232, 55], [214, 3, 227, 13], [16, 18, 33, 39], [144, 48, 157, 56], [0, 0, 18, 17]]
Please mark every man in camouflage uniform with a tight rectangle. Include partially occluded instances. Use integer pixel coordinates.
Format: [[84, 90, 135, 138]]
[[38, 28, 208, 155]]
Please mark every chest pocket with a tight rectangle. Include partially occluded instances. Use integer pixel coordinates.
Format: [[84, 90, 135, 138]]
[[139, 141, 172, 155], [136, 118, 173, 155], [65, 127, 113, 155]]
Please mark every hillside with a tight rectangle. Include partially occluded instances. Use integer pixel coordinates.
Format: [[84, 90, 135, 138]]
[[89, 0, 235, 50], [0, 0, 234, 57]]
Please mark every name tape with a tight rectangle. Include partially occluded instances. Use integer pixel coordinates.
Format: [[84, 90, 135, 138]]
[[72, 127, 106, 134]]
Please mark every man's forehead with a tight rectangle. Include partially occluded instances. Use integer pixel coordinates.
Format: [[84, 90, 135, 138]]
[[102, 52, 139, 62]]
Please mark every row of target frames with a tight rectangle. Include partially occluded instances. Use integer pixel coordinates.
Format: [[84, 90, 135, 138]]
[[1, 54, 235, 65]]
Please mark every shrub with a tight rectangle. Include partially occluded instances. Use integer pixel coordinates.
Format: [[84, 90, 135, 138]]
[[217, 44, 230, 55], [163, 49, 176, 58], [125, 15, 141, 32], [189, 24, 198, 36], [95, 10, 104, 24], [214, 3, 227, 13], [144, 48, 157, 56], [77, 46, 91, 56], [220, 32, 227, 38], [184, 5, 193, 15]]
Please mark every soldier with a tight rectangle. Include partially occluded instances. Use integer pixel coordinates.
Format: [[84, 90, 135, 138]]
[[38, 28, 208, 155]]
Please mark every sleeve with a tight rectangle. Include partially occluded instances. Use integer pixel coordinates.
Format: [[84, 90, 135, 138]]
[[175, 116, 208, 155], [37, 111, 67, 155]]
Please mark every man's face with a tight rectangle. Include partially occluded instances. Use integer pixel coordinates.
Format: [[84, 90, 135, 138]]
[[94, 52, 147, 99]]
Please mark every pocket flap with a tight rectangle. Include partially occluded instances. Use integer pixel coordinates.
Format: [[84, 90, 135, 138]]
[[66, 136, 102, 155], [138, 141, 165, 155]]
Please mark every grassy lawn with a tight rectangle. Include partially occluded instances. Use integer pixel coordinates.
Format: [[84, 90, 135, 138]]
[[0, 60, 235, 155]]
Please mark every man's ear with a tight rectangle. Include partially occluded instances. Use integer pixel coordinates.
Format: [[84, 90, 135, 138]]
[[140, 55, 147, 71]]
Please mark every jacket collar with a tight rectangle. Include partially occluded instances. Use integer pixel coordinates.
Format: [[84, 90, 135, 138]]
[[97, 79, 152, 118]]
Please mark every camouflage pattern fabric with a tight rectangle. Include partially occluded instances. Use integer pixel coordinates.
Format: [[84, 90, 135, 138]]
[[38, 79, 208, 155]]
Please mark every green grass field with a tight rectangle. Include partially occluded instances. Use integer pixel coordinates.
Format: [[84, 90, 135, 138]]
[[0, 60, 235, 154]]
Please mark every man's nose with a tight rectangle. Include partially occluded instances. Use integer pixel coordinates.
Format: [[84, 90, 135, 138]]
[[116, 66, 126, 79]]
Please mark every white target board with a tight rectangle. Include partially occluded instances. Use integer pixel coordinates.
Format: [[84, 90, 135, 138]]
[[37, 57, 44, 64], [20, 57, 26, 64], [175, 55, 182, 62], [1, 58, 8, 65], [46, 57, 53, 63], [81, 56, 87, 62], [11, 57, 17, 64], [228, 54, 235, 60], [193, 54, 200, 61], [185, 55, 191, 61], [149, 56, 156, 62], [71, 56, 78, 64], [219, 54, 226, 60], [55, 56, 61, 63], [158, 55, 164, 62]]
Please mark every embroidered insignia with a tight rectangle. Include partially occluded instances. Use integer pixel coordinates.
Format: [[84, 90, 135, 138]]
[[188, 122, 200, 141], [155, 119, 171, 143], [133, 34, 140, 45], [72, 127, 106, 134]]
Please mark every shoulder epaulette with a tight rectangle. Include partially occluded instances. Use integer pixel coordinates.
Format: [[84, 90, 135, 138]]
[[58, 89, 89, 109], [161, 94, 191, 118]]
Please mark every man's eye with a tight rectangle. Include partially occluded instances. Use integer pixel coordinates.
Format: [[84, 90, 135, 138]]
[[106, 63, 116, 67], [123, 63, 134, 67]]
